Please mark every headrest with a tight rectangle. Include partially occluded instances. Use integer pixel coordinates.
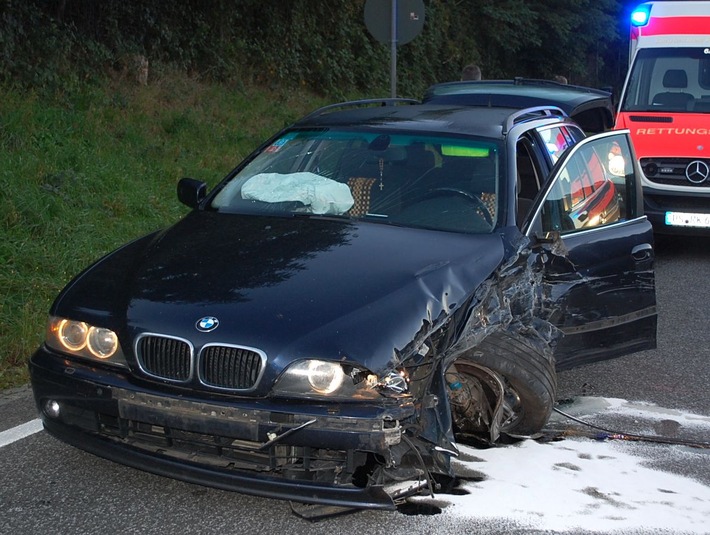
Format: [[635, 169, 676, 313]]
[[405, 144, 436, 168], [663, 69, 688, 89]]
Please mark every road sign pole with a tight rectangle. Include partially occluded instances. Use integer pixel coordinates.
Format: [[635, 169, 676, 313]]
[[390, 0, 398, 97], [364, 0, 424, 97]]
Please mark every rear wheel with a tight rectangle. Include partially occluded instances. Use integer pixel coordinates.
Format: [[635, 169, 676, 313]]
[[446, 331, 556, 442]]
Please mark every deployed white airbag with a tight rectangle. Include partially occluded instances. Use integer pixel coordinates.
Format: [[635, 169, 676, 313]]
[[241, 172, 354, 215]]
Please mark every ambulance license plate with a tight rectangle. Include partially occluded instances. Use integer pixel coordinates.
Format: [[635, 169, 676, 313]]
[[665, 211, 710, 228]]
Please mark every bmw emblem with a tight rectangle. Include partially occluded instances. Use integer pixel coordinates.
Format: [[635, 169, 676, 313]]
[[196, 316, 219, 332]]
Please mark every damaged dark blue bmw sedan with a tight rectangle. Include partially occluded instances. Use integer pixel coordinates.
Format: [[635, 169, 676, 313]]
[[29, 97, 657, 512]]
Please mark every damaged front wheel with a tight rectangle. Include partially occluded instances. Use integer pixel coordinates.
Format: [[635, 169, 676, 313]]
[[446, 332, 557, 444]]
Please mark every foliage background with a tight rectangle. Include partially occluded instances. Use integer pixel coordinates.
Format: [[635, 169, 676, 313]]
[[1, 0, 636, 387], [1, 0, 634, 96]]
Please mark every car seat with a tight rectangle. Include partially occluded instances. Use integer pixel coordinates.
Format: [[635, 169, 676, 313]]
[[652, 70, 693, 110], [344, 146, 408, 217]]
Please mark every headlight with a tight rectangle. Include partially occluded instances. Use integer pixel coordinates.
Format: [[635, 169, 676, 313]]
[[87, 326, 119, 358], [272, 359, 409, 400], [57, 319, 88, 351], [306, 360, 346, 394], [46, 316, 127, 367]]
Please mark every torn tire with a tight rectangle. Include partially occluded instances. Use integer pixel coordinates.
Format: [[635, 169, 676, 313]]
[[447, 330, 557, 441]]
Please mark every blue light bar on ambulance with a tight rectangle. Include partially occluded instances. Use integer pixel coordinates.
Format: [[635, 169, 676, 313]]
[[631, 5, 651, 26]]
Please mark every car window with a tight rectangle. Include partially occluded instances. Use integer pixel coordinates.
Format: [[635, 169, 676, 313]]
[[515, 134, 546, 226], [537, 125, 574, 164], [564, 125, 586, 144], [535, 132, 637, 235], [210, 129, 503, 234]]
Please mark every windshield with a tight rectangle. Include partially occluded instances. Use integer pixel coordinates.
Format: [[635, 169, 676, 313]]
[[621, 48, 710, 113], [211, 129, 502, 234]]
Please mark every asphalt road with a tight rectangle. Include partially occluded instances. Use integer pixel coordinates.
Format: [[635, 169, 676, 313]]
[[1, 234, 709, 535]]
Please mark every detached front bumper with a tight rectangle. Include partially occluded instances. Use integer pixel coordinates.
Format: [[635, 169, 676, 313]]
[[29, 347, 417, 510]]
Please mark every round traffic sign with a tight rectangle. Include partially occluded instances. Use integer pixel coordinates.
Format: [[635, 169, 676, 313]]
[[364, 0, 425, 46]]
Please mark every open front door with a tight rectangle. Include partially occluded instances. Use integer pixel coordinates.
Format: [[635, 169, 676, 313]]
[[525, 130, 657, 370]]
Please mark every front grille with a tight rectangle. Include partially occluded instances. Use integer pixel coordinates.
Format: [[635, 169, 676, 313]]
[[137, 335, 192, 381], [135, 335, 265, 391], [200, 345, 264, 390], [641, 157, 710, 188]]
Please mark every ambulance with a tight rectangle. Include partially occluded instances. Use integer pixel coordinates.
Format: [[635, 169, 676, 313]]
[[616, 1, 710, 234]]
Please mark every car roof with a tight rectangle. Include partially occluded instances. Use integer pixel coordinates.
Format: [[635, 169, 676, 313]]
[[422, 79, 615, 132], [292, 100, 567, 140]]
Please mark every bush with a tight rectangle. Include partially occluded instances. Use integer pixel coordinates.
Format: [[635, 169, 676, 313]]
[[0, 0, 628, 97]]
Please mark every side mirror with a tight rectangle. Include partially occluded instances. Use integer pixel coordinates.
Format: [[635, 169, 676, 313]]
[[177, 178, 207, 208]]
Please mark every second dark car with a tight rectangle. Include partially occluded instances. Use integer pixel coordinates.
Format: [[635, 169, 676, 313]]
[[422, 78, 616, 134], [29, 98, 656, 511]]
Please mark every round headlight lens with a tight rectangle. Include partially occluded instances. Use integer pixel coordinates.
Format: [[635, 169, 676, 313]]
[[87, 327, 119, 358], [57, 320, 88, 351], [47, 316, 126, 368], [307, 360, 345, 394], [273, 359, 382, 399]]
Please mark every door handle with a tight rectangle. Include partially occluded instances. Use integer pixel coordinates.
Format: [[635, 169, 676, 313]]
[[631, 243, 653, 262]]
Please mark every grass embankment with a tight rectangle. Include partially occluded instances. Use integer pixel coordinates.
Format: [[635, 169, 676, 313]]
[[0, 75, 330, 389]]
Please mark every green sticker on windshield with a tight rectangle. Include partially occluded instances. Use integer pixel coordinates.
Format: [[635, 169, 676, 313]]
[[441, 145, 490, 157]]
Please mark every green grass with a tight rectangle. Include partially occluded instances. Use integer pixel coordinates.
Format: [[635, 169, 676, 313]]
[[0, 74, 331, 389]]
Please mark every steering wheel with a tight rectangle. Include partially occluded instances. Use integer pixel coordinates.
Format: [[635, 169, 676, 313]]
[[413, 187, 494, 226]]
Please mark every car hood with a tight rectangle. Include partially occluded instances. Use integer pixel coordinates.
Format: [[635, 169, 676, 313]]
[[53, 211, 505, 375], [616, 112, 710, 159]]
